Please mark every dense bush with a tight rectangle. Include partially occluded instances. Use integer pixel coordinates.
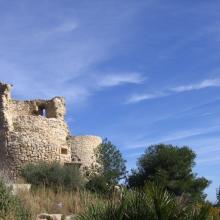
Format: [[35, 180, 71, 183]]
[[128, 144, 210, 201], [0, 179, 31, 219], [85, 175, 109, 193], [77, 182, 216, 220], [21, 162, 84, 191]]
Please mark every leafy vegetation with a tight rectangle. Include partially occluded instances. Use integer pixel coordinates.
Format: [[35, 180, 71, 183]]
[[86, 139, 126, 193], [128, 144, 210, 201], [21, 161, 84, 191], [2, 142, 220, 219], [77, 182, 216, 220], [0, 179, 31, 219], [216, 186, 220, 206]]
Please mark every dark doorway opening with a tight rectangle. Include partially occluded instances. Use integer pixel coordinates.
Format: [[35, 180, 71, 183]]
[[39, 106, 47, 117]]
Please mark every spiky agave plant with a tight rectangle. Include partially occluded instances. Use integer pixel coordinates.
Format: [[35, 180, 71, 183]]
[[144, 182, 178, 219], [144, 182, 214, 220], [77, 183, 216, 220], [77, 189, 150, 220]]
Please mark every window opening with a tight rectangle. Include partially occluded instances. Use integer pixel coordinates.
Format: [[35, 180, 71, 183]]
[[42, 108, 46, 117], [61, 148, 68, 155], [39, 106, 47, 117]]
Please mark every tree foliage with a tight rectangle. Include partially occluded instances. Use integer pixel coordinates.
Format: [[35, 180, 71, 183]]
[[128, 144, 210, 201], [216, 186, 220, 206], [86, 139, 127, 192], [97, 139, 127, 184]]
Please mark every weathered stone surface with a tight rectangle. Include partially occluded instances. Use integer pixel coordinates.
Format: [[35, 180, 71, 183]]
[[65, 215, 76, 220], [0, 82, 102, 178], [11, 183, 31, 195], [37, 213, 76, 220], [37, 213, 63, 220], [68, 136, 102, 171]]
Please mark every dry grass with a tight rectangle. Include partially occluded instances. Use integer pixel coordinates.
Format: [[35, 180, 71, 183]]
[[17, 187, 104, 219], [0, 170, 14, 185]]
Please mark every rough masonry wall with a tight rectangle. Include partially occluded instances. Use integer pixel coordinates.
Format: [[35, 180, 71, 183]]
[[68, 135, 102, 171], [0, 82, 102, 178], [0, 83, 72, 177], [6, 115, 71, 176], [9, 97, 66, 120], [0, 83, 12, 173]]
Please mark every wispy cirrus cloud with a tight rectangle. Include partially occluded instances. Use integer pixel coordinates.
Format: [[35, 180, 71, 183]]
[[126, 78, 220, 104], [158, 126, 220, 143], [0, 4, 146, 103], [41, 72, 145, 105], [172, 78, 220, 92], [197, 156, 220, 165], [125, 125, 220, 150], [125, 92, 166, 104], [0, 1, 149, 105], [97, 73, 145, 87]]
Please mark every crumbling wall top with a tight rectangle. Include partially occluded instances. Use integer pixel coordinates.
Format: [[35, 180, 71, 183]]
[[0, 81, 66, 120], [0, 82, 12, 100], [9, 97, 65, 119], [46, 97, 66, 119]]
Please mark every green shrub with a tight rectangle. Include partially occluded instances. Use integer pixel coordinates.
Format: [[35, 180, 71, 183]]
[[21, 162, 84, 191], [0, 179, 31, 219], [86, 139, 127, 194], [128, 144, 210, 202], [77, 183, 214, 220], [85, 175, 109, 194], [95, 139, 127, 185]]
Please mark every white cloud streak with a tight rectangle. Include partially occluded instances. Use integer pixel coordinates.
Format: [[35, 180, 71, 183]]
[[197, 156, 220, 165], [126, 78, 220, 104], [97, 73, 144, 87], [0, 2, 148, 105], [157, 126, 220, 143], [172, 78, 220, 92], [125, 125, 220, 150], [126, 92, 166, 104], [62, 72, 144, 104]]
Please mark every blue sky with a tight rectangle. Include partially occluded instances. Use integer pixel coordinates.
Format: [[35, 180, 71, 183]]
[[0, 0, 219, 201]]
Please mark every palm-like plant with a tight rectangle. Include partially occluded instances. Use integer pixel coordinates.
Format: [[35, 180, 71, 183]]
[[77, 182, 217, 220]]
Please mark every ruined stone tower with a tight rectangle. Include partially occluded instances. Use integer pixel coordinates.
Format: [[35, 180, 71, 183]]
[[0, 82, 102, 178]]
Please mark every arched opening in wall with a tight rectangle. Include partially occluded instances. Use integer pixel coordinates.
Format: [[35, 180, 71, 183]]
[[42, 108, 46, 117], [39, 106, 47, 117]]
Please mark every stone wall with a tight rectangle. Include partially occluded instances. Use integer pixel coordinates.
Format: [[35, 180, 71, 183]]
[[0, 82, 102, 178], [0, 83, 13, 174], [9, 97, 66, 120], [68, 136, 102, 171], [6, 116, 71, 176]]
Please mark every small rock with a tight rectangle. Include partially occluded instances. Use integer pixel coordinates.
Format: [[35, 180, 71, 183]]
[[65, 215, 76, 220], [37, 213, 63, 220]]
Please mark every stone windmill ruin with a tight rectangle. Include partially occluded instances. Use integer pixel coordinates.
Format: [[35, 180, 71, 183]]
[[0, 82, 102, 178]]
